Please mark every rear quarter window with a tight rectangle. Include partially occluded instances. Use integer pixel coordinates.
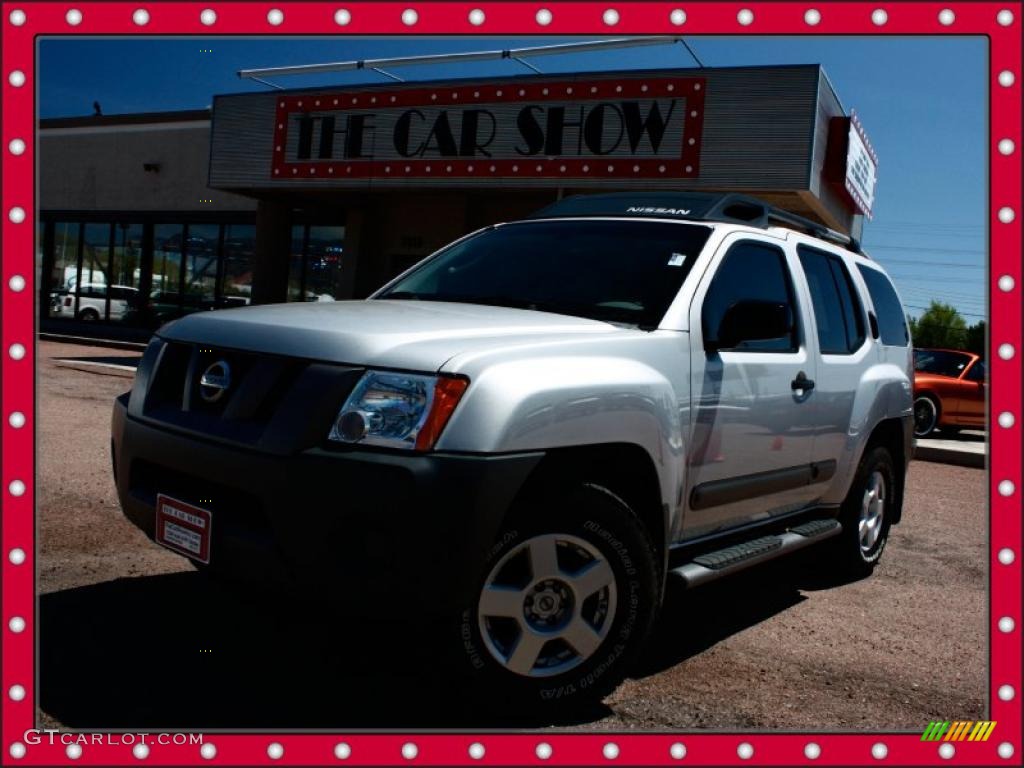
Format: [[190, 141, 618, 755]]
[[857, 264, 909, 347]]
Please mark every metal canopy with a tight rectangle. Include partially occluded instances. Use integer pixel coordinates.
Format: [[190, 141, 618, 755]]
[[237, 36, 686, 83]]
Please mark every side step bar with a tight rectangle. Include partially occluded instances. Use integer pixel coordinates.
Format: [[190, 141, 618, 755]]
[[670, 519, 842, 588]]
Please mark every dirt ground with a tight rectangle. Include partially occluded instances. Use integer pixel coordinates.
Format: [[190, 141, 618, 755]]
[[35, 340, 986, 731]]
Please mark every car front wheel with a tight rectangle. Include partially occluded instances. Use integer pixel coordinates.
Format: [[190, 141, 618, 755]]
[[457, 484, 659, 706]]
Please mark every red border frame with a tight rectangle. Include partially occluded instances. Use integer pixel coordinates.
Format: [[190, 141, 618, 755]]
[[1, 3, 1020, 766], [271, 76, 706, 179]]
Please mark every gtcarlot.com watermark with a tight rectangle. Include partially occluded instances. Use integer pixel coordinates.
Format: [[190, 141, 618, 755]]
[[23, 730, 204, 746]]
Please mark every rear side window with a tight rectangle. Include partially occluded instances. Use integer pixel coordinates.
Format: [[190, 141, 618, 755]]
[[798, 246, 866, 354], [857, 264, 909, 346], [702, 240, 798, 353]]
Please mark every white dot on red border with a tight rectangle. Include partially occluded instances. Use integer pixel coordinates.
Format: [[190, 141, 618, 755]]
[[603, 9, 619, 25], [200, 743, 216, 759], [871, 743, 888, 759], [8, 8, 26, 25], [805, 743, 821, 759], [334, 742, 352, 759], [670, 8, 686, 25], [9, 684, 26, 701], [871, 9, 888, 25], [334, 9, 351, 25], [998, 70, 1016, 87], [998, 138, 1016, 155], [9, 548, 26, 564], [8, 206, 25, 223], [401, 743, 418, 760], [133, 8, 149, 25], [133, 743, 149, 759], [268, 743, 284, 759], [468, 8, 485, 25], [998, 480, 1016, 496], [998, 548, 1015, 565], [200, 8, 216, 25], [998, 207, 1015, 223], [737, 743, 753, 759], [401, 8, 418, 25], [998, 685, 1015, 701], [603, 743, 619, 759], [9, 343, 26, 360], [998, 412, 1015, 428], [669, 743, 686, 759], [938, 9, 955, 25], [997, 9, 1014, 25], [65, 8, 82, 25], [804, 9, 821, 25], [66, 744, 82, 760], [9, 275, 26, 292], [737, 9, 754, 25], [998, 275, 1015, 291], [536, 8, 553, 25], [9, 479, 26, 496], [939, 743, 955, 759], [468, 743, 485, 760], [536, 743, 553, 760], [998, 616, 1015, 632], [9, 411, 26, 428], [8, 70, 26, 87], [998, 343, 1015, 360], [998, 742, 1015, 759], [9, 616, 26, 633], [9, 743, 26, 760], [267, 8, 284, 25]]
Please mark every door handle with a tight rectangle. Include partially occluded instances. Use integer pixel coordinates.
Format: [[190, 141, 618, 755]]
[[791, 372, 815, 392]]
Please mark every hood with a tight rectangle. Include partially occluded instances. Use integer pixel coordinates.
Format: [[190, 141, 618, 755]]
[[158, 299, 625, 371]]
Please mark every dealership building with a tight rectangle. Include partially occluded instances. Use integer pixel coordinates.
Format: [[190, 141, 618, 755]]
[[38, 63, 877, 335]]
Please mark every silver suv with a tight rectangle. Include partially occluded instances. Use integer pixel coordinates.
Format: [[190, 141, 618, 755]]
[[111, 193, 914, 704]]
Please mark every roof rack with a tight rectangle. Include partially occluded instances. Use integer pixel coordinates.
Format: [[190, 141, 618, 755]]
[[527, 192, 862, 253]]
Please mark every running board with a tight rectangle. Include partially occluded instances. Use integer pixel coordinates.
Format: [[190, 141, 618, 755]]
[[670, 519, 841, 588]]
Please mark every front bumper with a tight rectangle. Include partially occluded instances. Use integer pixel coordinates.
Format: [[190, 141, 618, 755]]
[[111, 393, 542, 614]]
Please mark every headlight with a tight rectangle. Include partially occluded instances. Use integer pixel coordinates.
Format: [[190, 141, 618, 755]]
[[329, 370, 468, 451]]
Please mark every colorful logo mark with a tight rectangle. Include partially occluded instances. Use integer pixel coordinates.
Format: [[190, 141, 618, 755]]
[[922, 721, 997, 742]]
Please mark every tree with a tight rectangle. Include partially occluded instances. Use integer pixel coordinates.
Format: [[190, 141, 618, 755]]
[[911, 301, 968, 349], [965, 320, 986, 357]]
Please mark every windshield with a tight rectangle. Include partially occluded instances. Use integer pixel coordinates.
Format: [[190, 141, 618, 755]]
[[374, 219, 712, 329], [914, 349, 973, 378]]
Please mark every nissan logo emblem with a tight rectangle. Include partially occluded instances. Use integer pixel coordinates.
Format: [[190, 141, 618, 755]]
[[199, 360, 231, 403]]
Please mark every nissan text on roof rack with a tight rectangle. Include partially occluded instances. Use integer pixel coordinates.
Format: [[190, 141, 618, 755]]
[[111, 191, 914, 704]]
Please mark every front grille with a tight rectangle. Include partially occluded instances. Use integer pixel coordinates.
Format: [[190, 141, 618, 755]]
[[143, 341, 303, 445]]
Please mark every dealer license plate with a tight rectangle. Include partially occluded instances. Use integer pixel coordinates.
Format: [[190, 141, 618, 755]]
[[155, 494, 212, 564]]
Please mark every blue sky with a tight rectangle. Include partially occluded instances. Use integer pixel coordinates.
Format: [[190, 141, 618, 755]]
[[38, 36, 987, 323]]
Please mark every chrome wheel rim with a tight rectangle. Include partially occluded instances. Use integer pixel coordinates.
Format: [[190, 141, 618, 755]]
[[859, 470, 886, 554], [913, 397, 937, 437], [477, 533, 617, 678]]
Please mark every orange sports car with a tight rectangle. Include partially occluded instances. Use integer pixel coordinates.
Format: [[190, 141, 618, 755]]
[[913, 348, 986, 437]]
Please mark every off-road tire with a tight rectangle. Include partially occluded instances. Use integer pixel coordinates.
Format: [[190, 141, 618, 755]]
[[828, 445, 896, 578], [456, 483, 659, 707]]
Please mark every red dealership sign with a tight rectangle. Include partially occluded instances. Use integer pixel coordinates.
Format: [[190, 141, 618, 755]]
[[270, 77, 706, 181]]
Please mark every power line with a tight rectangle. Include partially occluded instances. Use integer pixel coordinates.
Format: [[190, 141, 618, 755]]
[[866, 244, 986, 255], [877, 259, 984, 269], [905, 303, 986, 318]]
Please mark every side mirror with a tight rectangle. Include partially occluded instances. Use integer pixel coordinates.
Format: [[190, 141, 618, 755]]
[[708, 300, 793, 352]]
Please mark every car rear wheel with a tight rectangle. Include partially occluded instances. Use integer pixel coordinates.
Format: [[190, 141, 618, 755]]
[[78, 308, 100, 322], [827, 445, 896, 578], [913, 395, 939, 437], [457, 483, 659, 706]]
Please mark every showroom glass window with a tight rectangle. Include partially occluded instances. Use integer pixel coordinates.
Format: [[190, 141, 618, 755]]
[[79, 223, 112, 320], [184, 223, 219, 310], [287, 224, 345, 302], [109, 223, 144, 323], [221, 224, 255, 307], [49, 222, 80, 319]]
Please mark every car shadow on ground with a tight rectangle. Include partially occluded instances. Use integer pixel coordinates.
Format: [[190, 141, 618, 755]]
[[40, 559, 856, 730]]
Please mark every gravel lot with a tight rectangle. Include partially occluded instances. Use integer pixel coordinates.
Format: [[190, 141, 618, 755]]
[[37, 340, 986, 731]]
